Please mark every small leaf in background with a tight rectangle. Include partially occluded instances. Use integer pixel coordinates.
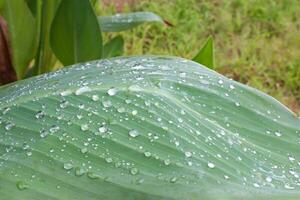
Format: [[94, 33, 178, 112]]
[[50, 0, 102, 66], [3, 0, 37, 79], [99, 12, 163, 32], [30, 0, 60, 75], [103, 35, 124, 58], [193, 36, 214, 69]]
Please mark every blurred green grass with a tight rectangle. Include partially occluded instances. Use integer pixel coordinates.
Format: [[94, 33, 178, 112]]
[[98, 0, 300, 115]]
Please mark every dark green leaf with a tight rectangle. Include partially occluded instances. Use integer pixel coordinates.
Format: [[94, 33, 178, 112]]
[[103, 35, 124, 58], [25, 0, 38, 17], [99, 12, 163, 32], [3, 0, 37, 79], [50, 0, 102, 66], [32, 0, 60, 75], [0, 56, 299, 200], [193, 36, 214, 69]]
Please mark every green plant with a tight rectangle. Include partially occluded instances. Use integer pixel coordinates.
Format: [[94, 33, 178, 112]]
[[0, 56, 299, 199], [0, 0, 164, 81]]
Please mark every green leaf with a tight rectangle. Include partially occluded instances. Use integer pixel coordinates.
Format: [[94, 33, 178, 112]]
[[25, 0, 38, 17], [103, 35, 124, 58], [50, 0, 102, 66], [33, 0, 60, 75], [3, 0, 37, 79], [0, 56, 299, 200], [99, 12, 163, 32], [193, 36, 214, 69]]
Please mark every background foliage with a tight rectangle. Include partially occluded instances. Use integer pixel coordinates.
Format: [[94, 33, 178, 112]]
[[98, 0, 300, 115]]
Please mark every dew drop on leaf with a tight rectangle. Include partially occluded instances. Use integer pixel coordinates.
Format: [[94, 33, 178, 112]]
[[107, 87, 118, 96], [253, 183, 260, 188], [170, 177, 178, 183], [92, 95, 99, 101], [99, 125, 108, 133], [266, 176, 272, 183], [102, 100, 112, 108], [63, 163, 73, 170], [81, 148, 88, 154], [5, 122, 14, 130], [81, 124, 89, 131], [75, 86, 91, 95], [144, 151, 151, 157], [129, 129, 140, 138], [164, 159, 171, 166], [185, 151, 192, 158], [75, 167, 86, 176], [130, 167, 139, 175], [105, 157, 113, 163], [16, 181, 29, 190], [35, 111, 45, 119], [207, 162, 215, 169]]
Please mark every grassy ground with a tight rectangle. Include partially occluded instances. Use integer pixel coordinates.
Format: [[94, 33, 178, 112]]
[[99, 0, 300, 115]]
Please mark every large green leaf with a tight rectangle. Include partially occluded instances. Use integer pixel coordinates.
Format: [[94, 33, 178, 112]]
[[0, 56, 299, 200], [99, 12, 163, 32], [3, 0, 37, 79], [193, 36, 214, 69], [50, 0, 102, 66]]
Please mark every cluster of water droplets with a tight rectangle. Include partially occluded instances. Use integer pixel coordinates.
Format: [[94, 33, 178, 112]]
[[0, 57, 299, 196]]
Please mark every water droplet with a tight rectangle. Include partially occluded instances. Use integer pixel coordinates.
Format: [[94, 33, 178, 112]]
[[35, 111, 45, 119], [99, 125, 107, 133], [102, 100, 112, 108], [266, 176, 272, 183], [2, 107, 11, 115], [144, 151, 151, 157], [63, 163, 73, 170], [105, 157, 113, 163], [59, 100, 68, 108], [253, 183, 260, 188], [60, 90, 72, 96], [229, 85, 235, 89], [117, 107, 125, 113], [130, 167, 139, 175], [170, 177, 178, 183], [75, 167, 86, 176], [284, 184, 295, 190], [207, 162, 215, 169], [5, 122, 14, 130], [87, 172, 101, 179], [164, 159, 171, 166], [274, 131, 282, 137], [185, 151, 192, 158], [81, 124, 89, 131], [92, 95, 99, 101], [288, 156, 295, 162], [75, 86, 91, 95], [26, 151, 32, 156], [49, 125, 60, 133], [107, 87, 118, 96], [218, 80, 224, 84], [135, 178, 144, 185], [132, 110, 138, 115], [40, 129, 49, 138], [16, 181, 29, 190], [81, 148, 88, 154], [235, 102, 240, 107], [129, 129, 140, 138]]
